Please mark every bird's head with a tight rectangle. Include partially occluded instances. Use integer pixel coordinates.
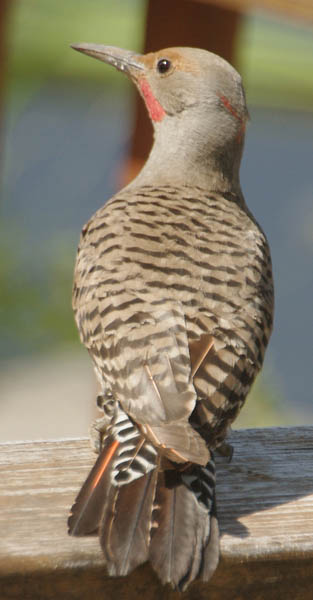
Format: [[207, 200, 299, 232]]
[[71, 43, 249, 191]]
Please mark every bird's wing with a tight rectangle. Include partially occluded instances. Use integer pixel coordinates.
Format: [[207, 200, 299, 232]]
[[73, 232, 209, 464]]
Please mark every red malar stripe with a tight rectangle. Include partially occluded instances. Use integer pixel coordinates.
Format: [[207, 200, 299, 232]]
[[139, 78, 166, 122]]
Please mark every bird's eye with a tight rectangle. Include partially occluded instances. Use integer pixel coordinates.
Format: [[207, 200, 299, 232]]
[[157, 58, 172, 74]]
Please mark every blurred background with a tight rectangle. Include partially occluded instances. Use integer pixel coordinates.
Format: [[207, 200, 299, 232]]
[[0, 0, 312, 443]]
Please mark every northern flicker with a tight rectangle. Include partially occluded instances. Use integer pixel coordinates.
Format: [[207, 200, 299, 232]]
[[68, 44, 274, 590]]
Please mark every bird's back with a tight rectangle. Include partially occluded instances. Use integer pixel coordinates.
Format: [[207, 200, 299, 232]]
[[73, 183, 273, 453]]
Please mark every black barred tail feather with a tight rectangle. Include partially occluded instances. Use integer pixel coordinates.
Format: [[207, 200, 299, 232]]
[[69, 440, 219, 591], [101, 468, 159, 575], [69, 406, 158, 536]]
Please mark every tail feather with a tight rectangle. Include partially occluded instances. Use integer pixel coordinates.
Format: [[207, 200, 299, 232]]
[[69, 403, 158, 537], [149, 459, 218, 591], [149, 478, 210, 590], [200, 509, 220, 582], [100, 467, 159, 575], [68, 437, 118, 536], [68, 421, 219, 589]]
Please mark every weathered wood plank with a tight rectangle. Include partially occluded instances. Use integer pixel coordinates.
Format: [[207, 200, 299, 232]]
[[0, 427, 313, 599]]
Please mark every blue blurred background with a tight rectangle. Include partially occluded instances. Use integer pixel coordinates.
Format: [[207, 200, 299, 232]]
[[1, 0, 312, 442]]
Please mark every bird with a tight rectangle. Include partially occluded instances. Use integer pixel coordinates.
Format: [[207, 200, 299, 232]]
[[68, 43, 274, 591]]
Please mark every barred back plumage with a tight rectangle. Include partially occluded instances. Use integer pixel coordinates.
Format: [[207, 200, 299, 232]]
[[73, 184, 273, 448], [68, 44, 274, 591]]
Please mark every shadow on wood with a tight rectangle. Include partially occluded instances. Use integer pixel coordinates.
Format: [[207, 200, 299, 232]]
[[1, 427, 313, 599]]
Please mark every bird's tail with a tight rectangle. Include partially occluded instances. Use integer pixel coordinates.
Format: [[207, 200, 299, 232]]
[[68, 412, 219, 591]]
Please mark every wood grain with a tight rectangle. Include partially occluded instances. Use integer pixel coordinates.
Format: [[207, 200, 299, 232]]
[[1, 427, 313, 599]]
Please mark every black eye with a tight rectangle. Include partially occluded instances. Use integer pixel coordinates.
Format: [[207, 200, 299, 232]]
[[157, 58, 171, 74]]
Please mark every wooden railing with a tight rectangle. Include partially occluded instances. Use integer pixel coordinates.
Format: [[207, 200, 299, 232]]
[[1, 426, 313, 599]]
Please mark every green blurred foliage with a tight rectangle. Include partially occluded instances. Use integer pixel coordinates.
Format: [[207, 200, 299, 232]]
[[0, 225, 78, 357], [236, 378, 291, 428], [6, 0, 145, 115], [8, 0, 145, 81], [238, 14, 313, 111]]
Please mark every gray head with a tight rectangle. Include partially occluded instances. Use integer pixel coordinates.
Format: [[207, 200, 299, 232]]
[[71, 44, 249, 193]]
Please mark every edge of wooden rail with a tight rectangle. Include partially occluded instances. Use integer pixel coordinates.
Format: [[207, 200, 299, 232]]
[[1, 426, 313, 599]]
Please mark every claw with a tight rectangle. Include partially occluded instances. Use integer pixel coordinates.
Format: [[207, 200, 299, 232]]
[[89, 415, 111, 454]]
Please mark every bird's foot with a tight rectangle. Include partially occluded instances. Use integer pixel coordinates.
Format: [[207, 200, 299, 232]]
[[216, 441, 234, 462], [89, 393, 115, 454], [89, 415, 110, 454]]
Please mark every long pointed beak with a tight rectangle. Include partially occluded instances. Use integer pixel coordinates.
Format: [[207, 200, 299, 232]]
[[70, 43, 144, 74]]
